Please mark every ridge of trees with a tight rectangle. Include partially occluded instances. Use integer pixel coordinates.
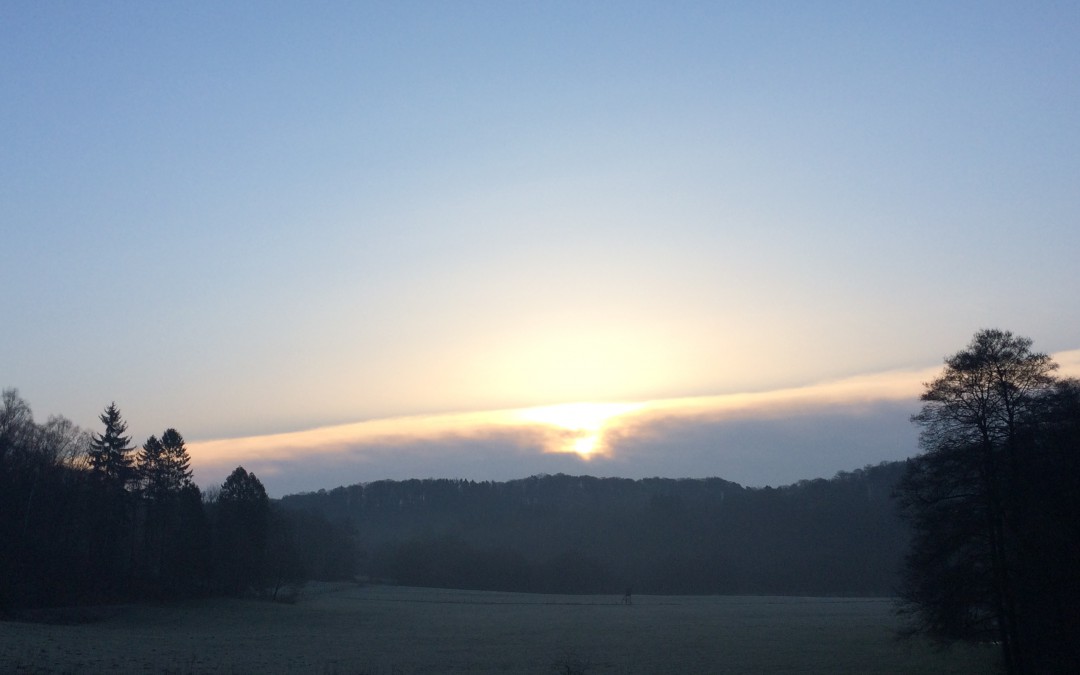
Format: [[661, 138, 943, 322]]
[[280, 463, 911, 596]]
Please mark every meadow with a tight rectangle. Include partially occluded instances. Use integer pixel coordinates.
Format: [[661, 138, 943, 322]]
[[2, 584, 999, 674]]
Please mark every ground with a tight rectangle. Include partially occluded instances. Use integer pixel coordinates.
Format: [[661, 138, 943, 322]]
[[2, 584, 998, 674]]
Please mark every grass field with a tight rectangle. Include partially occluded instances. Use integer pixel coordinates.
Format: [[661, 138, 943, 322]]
[[2, 584, 1000, 674]]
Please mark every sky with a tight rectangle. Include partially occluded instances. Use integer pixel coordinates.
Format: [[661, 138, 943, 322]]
[[3, 2, 1079, 496]]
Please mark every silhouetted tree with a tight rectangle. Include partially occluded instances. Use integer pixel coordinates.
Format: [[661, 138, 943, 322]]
[[136, 428, 200, 595], [138, 428, 193, 499], [1, 389, 45, 607], [897, 329, 1076, 674], [0, 389, 99, 607], [215, 466, 270, 595], [84, 402, 140, 597], [88, 402, 135, 488], [160, 428, 193, 488], [1007, 379, 1080, 672], [1, 388, 36, 456], [172, 482, 212, 594], [138, 435, 164, 494]]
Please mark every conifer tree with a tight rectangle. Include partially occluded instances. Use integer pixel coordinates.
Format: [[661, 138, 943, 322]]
[[137, 434, 165, 496], [137, 428, 193, 500], [160, 428, 193, 491], [216, 466, 270, 595], [88, 402, 134, 487], [136, 428, 198, 594], [85, 402, 137, 595]]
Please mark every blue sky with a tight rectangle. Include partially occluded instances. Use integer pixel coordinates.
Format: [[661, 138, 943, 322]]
[[4, 2, 1079, 495]]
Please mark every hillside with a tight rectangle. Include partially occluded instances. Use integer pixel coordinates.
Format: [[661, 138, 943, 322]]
[[280, 461, 910, 596]]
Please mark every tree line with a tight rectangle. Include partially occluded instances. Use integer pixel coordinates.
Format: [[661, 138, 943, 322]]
[[0, 393, 357, 611], [283, 463, 911, 597]]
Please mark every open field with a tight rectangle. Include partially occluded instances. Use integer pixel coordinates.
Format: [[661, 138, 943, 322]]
[[2, 584, 999, 674]]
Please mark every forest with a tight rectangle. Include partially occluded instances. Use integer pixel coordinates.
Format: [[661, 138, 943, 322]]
[[0, 392, 356, 610], [1, 386, 907, 610], [284, 466, 909, 596]]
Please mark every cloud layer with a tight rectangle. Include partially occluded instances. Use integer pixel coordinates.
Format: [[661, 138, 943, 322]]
[[188, 367, 923, 495], [187, 352, 1080, 497]]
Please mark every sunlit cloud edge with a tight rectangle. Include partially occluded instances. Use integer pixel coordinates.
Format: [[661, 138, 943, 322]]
[[187, 350, 1080, 487]]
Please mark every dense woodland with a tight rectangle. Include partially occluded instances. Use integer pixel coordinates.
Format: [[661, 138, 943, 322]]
[[0, 391, 356, 610], [1, 387, 910, 611], [284, 465, 909, 596]]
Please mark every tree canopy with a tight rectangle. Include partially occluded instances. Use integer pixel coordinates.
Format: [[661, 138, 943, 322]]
[[138, 428, 193, 500], [87, 402, 135, 487], [215, 466, 272, 595], [2, 391, 358, 609], [898, 329, 1080, 674]]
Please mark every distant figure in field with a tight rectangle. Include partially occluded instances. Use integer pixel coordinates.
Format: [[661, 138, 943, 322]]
[[622, 587, 632, 605]]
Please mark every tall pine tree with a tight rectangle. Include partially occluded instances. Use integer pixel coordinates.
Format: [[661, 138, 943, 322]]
[[88, 402, 134, 488], [137, 429, 192, 500], [160, 428, 193, 491], [216, 467, 270, 595], [85, 402, 137, 597], [136, 428, 199, 595]]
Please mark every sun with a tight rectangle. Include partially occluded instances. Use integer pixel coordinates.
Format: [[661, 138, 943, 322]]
[[569, 433, 602, 458], [514, 401, 644, 459]]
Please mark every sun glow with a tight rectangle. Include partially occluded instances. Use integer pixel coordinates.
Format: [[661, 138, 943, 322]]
[[514, 401, 645, 458], [187, 361, 986, 485]]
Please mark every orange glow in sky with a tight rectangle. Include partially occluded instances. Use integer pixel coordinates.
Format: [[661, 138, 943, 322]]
[[185, 350, 1080, 490], [186, 364, 937, 476], [513, 401, 647, 458]]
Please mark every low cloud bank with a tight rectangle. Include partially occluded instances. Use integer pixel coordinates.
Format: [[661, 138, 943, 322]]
[[189, 352, 1080, 496]]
